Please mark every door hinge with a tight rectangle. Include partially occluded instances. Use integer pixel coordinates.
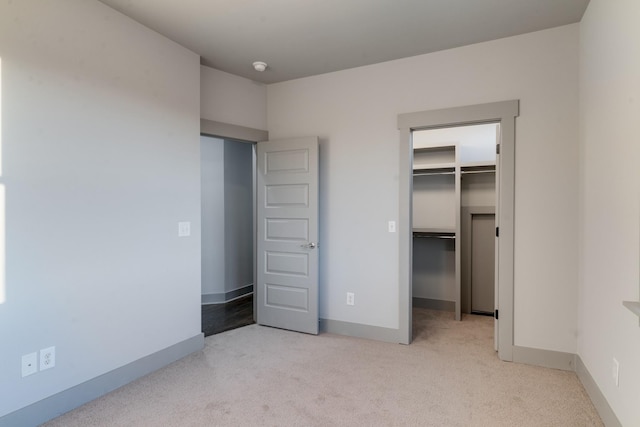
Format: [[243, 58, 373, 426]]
[[496, 144, 500, 155], [495, 227, 499, 237], [495, 309, 499, 320]]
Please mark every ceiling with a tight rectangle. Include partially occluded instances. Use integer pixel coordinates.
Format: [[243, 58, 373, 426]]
[[98, 0, 590, 84]]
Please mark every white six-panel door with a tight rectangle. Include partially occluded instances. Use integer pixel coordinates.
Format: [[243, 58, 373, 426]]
[[256, 137, 319, 334]]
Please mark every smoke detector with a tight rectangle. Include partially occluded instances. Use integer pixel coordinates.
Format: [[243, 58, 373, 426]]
[[252, 61, 267, 72]]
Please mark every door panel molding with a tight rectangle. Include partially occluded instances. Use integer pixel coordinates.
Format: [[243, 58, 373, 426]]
[[256, 137, 319, 335]]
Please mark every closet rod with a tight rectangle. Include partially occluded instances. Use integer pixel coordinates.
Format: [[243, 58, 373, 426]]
[[412, 234, 455, 239]]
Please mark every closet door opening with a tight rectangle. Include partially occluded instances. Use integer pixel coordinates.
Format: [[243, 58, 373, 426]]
[[398, 100, 518, 360], [470, 213, 495, 315], [462, 210, 496, 316], [412, 123, 499, 308], [411, 123, 498, 332]]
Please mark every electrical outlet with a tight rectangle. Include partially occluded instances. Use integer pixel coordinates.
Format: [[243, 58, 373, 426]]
[[346, 292, 355, 306], [612, 358, 619, 387], [21, 352, 38, 377], [40, 346, 55, 371]]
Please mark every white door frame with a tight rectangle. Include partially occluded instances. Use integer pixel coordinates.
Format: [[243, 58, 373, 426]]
[[397, 101, 519, 361]]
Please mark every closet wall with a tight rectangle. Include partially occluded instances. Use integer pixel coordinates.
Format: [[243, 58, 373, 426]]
[[201, 136, 226, 299], [412, 124, 497, 314]]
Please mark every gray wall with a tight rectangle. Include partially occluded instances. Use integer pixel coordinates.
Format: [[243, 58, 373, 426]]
[[267, 24, 579, 351], [223, 140, 254, 295], [201, 137, 226, 296], [0, 0, 201, 417], [201, 65, 267, 131], [578, 0, 640, 424], [201, 138, 254, 303], [412, 238, 456, 302]]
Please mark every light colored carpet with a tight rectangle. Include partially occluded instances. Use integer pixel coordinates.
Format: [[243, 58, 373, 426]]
[[44, 309, 603, 426]]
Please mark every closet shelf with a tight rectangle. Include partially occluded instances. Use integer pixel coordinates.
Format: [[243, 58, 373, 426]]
[[461, 164, 495, 175], [413, 145, 456, 170], [414, 145, 456, 155], [413, 228, 456, 239], [413, 165, 455, 176]]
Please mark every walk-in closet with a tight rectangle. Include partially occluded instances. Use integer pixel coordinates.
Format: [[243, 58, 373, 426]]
[[412, 123, 498, 320]]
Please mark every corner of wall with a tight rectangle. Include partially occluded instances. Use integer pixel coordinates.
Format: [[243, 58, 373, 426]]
[[575, 356, 623, 427]]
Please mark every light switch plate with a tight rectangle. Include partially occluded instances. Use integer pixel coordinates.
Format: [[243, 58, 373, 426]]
[[22, 352, 38, 377], [178, 221, 191, 237], [388, 221, 396, 233]]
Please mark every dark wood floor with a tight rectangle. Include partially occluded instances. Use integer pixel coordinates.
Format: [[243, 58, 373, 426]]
[[201, 294, 255, 337]]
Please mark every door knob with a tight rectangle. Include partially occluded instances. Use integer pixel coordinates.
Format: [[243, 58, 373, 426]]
[[301, 242, 317, 249]]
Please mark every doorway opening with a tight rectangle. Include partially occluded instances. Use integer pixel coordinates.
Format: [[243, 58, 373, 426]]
[[397, 100, 519, 361], [200, 135, 256, 336], [412, 123, 498, 312], [411, 123, 498, 350]]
